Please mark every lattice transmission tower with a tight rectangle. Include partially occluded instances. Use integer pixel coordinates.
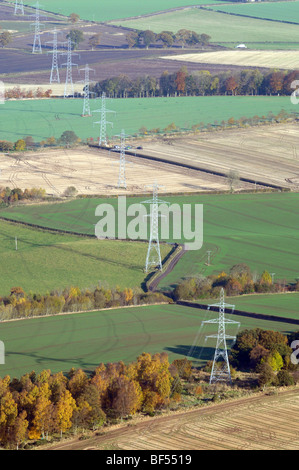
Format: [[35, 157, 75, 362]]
[[46, 28, 62, 84], [14, 0, 24, 15], [61, 37, 78, 98], [93, 92, 115, 146], [79, 64, 95, 117], [31, 2, 43, 54], [202, 288, 240, 384], [142, 182, 168, 273], [116, 129, 128, 189]]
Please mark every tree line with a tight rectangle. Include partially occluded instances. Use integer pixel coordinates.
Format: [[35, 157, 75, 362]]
[[0, 187, 46, 205], [173, 263, 295, 301], [0, 285, 168, 321], [4, 87, 52, 101], [126, 29, 211, 49], [0, 131, 80, 153], [90, 68, 299, 98]]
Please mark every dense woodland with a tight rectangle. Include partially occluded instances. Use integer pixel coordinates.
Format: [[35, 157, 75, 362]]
[[0, 353, 186, 448]]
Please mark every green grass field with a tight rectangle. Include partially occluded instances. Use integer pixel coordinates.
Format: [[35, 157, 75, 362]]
[[0, 97, 297, 143], [8, 0, 228, 22], [0, 302, 297, 379], [2, 192, 299, 289], [210, 1, 299, 24], [0, 218, 171, 296], [112, 8, 299, 49], [197, 292, 299, 321]]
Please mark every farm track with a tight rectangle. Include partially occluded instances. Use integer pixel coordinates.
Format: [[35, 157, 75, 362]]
[[147, 245, 186, 292], [42, 388, 299, 450]]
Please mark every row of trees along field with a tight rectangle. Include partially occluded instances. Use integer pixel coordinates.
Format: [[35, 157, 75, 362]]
[[126, 29, 211, 49], [60, 28, 211, 51], [0, 285, 169, 321], [173, 264, 296, 301], [4, 87, 52, 100], [0, 187, 46, 205], [91, 68, 299, 98], [0, 131, 80, 153]]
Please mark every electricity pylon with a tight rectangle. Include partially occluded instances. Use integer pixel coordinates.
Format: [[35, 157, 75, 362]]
[[79, 64, 95, 117], [93, 92, 115, 146], [116, 129, 127, 189], [61, 37, 78, 98], [142, 182, 168, 273], [14, 0, 24, 15], [31, 2, 43, 54], [202, 288, 240, 384], [46, 28, 62, 84]]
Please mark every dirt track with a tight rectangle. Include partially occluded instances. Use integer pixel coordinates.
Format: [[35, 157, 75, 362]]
[[42, 388, 299, 450]]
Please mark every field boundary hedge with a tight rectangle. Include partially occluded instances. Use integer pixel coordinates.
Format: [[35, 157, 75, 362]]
[[0, 301, 171, 324], [176, 300, 299, 326]]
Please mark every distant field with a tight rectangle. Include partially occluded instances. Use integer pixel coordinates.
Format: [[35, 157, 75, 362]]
[[0, 21, 32, 32], [113, 8, 299, 49], [162, 50, 299, 70], [0, 219, 169, 296], [198, 293, 299, 321], [220, 42, 299, 51], [7, 0, 228, 22], [0, 303, 297, 379], [2, 192, 299, 286], [210, 1, 299, 24], [0, 97, 297, 143]]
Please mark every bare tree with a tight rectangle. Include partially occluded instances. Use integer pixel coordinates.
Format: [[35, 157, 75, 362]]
[[227, 169, 240, 192]]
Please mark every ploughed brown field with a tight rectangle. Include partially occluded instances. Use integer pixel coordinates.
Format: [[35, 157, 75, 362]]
[[44, 388, 299, 450], [136, 123, 299, 190], [1, 46, 247, 86], [3, 122, 298, 196], [1, 145, 257, 196]]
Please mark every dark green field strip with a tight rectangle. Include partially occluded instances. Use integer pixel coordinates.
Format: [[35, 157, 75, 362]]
[[0, 304, 298, 379], [192, 293, 299, 321]]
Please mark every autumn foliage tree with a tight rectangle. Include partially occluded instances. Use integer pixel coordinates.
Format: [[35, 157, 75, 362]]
[[231, 328, 292, 371], [225, 76, 239, 95], [175, 66, 188, 95]]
